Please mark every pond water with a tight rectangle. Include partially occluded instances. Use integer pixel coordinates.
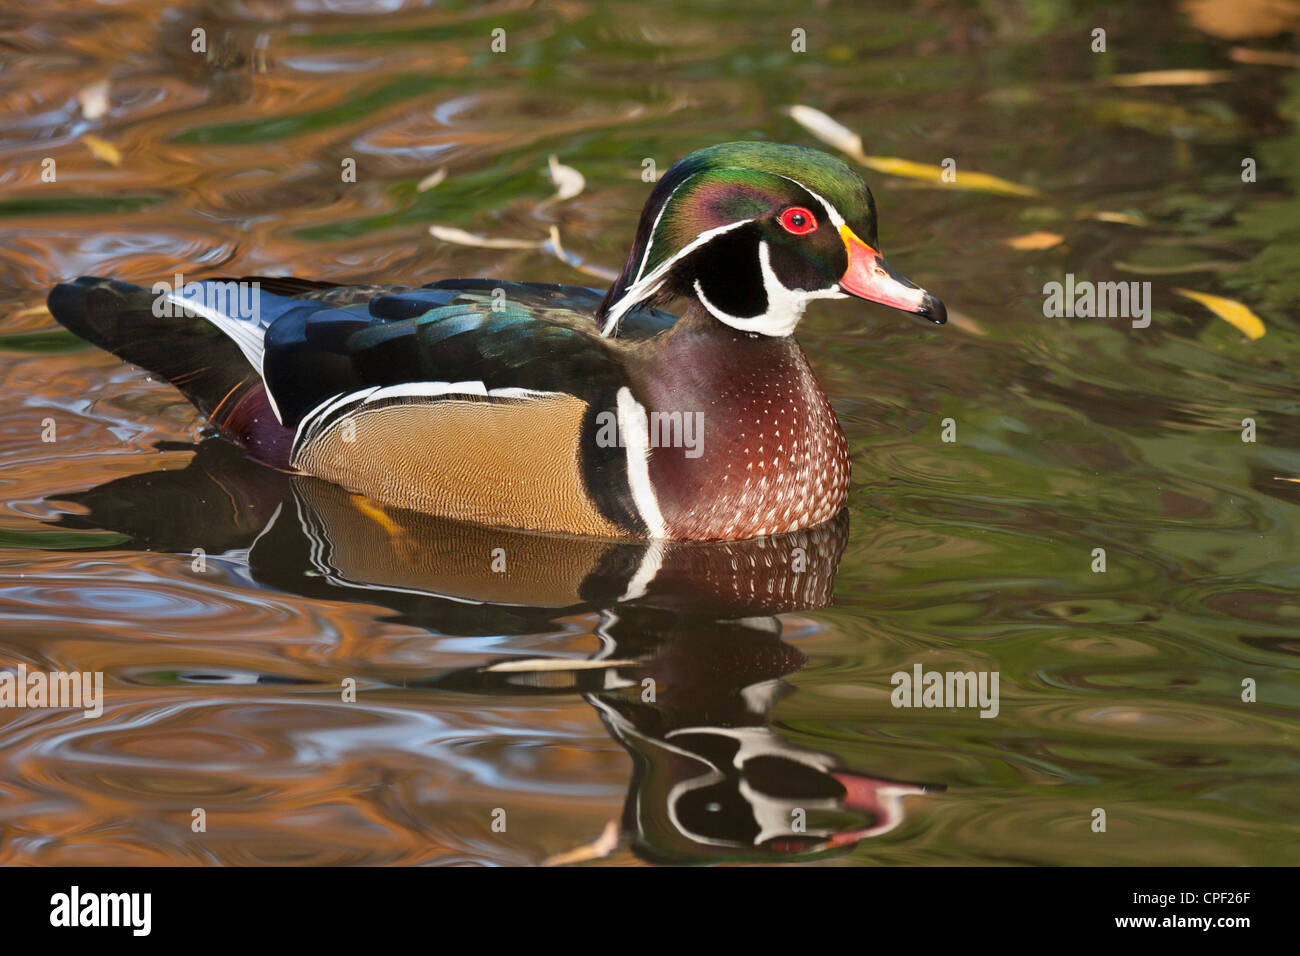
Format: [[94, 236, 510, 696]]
[[1, 0, 1298, 865]]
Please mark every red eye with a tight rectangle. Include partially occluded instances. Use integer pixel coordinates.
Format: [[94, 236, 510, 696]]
[[778, 206, 817, 235]]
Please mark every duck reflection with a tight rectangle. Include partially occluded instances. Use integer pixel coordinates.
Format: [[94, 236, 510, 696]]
[[50, 437, 941, 864], [436, 612, 943, 863]]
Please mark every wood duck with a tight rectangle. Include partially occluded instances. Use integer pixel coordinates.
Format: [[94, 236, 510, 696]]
[[47, 142, 945, 541]]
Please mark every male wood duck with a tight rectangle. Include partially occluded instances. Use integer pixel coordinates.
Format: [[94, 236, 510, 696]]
[[48, 142, 944, 541]]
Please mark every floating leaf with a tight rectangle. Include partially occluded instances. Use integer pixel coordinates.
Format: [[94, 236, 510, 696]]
[[430, 224, 618, 281], [544, 226, 619, 282], [1105, 69, 1231, 87], [783, 104, 865, 157], [77, 79, 111, 120], [786, 104, 1040, 197], [428, 225, 544, 249], [859, 156, 1040, 197], [81, 133, 121, 166], [1080, 210, 1150, 226], [945, 310, 988, 336], [416, 167, 447, 192], [1182, 0, 1300, 40], [1116, 259, 1238, 275], [546, 155, 585, 203], [1229, 46, 1300, 67], [1002, 231, 1064, 250], [543, 820, 620, 867], [1174, 287, 1265, 339]]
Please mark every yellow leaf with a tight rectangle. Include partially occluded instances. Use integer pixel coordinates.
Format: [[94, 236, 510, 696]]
[[1115, 259, 1238, 275], [1106, 69, 1231, 87], [1002, 231, 1064, 250], [80, 134, 121, 167], [1174, 287, 1265, 339], [1081, 210, 1150, 226], [858, 155, 1041, 197]]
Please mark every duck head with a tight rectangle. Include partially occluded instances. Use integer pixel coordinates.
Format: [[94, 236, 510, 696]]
[[598, 141, 946, 337]]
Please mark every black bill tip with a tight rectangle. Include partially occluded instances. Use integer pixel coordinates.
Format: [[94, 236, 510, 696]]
[[917, 292, 947, 326]]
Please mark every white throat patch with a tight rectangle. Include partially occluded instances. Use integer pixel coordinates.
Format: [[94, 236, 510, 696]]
[[694, 240, 844, 338]]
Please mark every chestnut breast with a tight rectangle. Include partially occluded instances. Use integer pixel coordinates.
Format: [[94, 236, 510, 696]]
[[632, 327, 850, 540]]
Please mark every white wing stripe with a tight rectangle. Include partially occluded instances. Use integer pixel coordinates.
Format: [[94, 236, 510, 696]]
[[165, 292, 265, 369]]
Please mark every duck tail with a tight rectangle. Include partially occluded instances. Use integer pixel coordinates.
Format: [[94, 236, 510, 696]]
[[46, 276, 293, 466]]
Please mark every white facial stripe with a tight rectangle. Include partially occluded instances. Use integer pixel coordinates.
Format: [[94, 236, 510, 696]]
[[769, 173, 847, 229], [599, 277, 663, 337], [615, 386, 667, 538], [600, 173, 698, 337], [694, 241, 846, 337], [631, 177, 692, 288], [601, 217, 753, 336]]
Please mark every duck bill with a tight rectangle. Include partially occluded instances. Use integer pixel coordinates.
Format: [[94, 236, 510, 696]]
[[838, 225, 946, 325]]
